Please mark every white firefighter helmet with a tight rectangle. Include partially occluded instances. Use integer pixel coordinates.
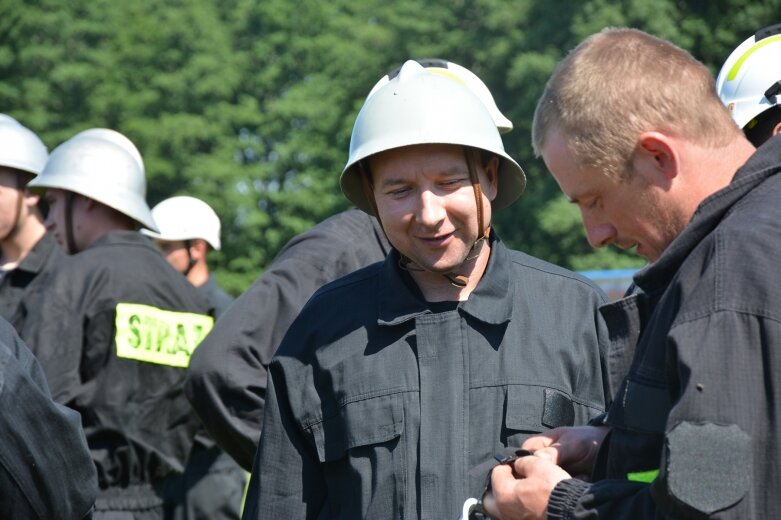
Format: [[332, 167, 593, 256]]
[[716, 24, 781, 129], [72, 128, 145, 173], [366, 58, 514, 134], [27, 128, 157, 231], [141, 196, 222, 250], [342, 60, 526, 215], [0, 114, 48, 177]]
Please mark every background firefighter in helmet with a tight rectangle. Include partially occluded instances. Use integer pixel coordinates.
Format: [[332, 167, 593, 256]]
[[143, 196, 234, 317], [0, 317, 98, 519], [184, 59, 504, 473], [716, 23, 781, 147], [242, 60, 611, 520], [18, 128, 213, 519], [143, 195, 246, 520], [0, 114, 64, 329]]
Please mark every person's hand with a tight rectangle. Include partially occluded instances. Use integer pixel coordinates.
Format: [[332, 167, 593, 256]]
[[521, 425, 608, 477], [482, 454, 571, 520]]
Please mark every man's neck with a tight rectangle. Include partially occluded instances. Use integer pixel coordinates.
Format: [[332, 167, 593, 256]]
[[681, 136, 757, 217], [186, 261, 210, 288], [0, 218, 46, 269]]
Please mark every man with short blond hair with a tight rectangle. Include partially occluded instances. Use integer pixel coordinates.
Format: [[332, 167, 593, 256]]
[[486, 28, 781, 520]]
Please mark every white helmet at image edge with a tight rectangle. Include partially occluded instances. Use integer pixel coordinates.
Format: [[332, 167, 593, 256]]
[[342, 60, 526, 215], [716, 24, 781, 129], [141, 196, 222, 250], [27, 128, 157, 232], [0, 114, 48, 176], [366, 59, 514, 134]]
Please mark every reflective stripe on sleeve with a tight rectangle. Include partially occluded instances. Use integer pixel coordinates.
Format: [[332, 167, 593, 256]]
[[627, 469, 659, 483]]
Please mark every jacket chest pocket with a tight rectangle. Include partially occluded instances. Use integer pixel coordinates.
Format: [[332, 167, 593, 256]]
[[503, 385, 576, 446], [308, 393, 407, 519]]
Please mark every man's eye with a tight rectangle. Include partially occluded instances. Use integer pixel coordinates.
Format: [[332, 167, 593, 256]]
[[389, 187, 410, 197]]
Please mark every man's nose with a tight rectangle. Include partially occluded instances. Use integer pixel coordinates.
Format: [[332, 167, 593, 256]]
[[416, 189, 446, 227], [583, 219, 616, 249]]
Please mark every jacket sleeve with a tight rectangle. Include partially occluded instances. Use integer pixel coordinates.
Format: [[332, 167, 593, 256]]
[[0, 320, 98, 520], [185, 219, 381, 471], [241, 361, 326, 519], [548, 310, 777, 518]]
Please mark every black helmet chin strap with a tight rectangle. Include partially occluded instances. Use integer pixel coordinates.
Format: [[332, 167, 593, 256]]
[[64, 191, 80, 255], [441, 147, 489, 287], [183, 239, 197, 276], [361, 148, 491, 289]]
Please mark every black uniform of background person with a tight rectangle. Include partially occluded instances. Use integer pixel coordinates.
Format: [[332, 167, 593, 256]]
[[1, 231, 63, 328], [0, 316, 98, 520], [185, 209, 390, 470], [197, 275, 233, 318], [163, 278, 245, 520], [19, 230, 213, 518]]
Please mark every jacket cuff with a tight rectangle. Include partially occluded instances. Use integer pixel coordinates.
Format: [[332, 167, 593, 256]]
[[546, 478, 590, 520]]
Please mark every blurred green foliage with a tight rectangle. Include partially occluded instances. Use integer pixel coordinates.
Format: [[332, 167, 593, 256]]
[[2, 0, 779, 293]]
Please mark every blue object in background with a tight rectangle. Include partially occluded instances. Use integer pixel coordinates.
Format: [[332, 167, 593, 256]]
[[579, 268, 640, 301]]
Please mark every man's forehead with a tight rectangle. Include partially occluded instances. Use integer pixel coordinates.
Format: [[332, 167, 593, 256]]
[[370, 144, 468, 174]]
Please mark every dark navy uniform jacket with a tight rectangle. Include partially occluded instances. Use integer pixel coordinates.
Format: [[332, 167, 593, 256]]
[[547, 137, 781, 519], [19, 230, 213, 490], [0, 317, 97, 519], [197, 275, 233, 319], [0, 231, 63, 328], [185, 209, 390, 470], [244, 235, 611, 520]]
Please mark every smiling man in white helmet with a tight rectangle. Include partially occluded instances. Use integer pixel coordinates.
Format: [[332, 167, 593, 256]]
[[184, 59, 503, 478], [716, 24, 781, 147], [242, 60, 611, 520], [19, 128, 214, 519], [0, 114, 65, 328]]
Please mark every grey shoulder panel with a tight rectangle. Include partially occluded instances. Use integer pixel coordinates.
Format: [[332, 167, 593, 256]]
[[665, 421, 751, 514]]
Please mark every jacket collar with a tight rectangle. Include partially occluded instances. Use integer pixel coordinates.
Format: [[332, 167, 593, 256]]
[[13, 232, 59, 274], [377, 232, 513, 327]]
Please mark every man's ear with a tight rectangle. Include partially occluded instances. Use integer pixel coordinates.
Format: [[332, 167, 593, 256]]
[[482, 155, 500, 202], [772, 120, 781, 139], [22, 189, 40, 208], [632, 132, 680, 189], [189, 239, 208, 261]]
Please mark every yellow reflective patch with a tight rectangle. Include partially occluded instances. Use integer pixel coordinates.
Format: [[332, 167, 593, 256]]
[[627, 469, 659, 483], [728, 34, 781, 81], [427, 68, 467, 86], [115, 303, 214, 368]]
